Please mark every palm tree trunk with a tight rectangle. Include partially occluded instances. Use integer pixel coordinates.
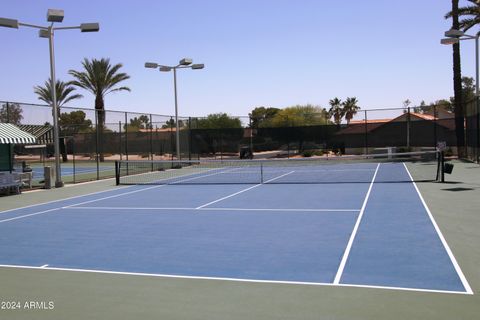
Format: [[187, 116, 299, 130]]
[[95, 95, 105, 162], [452, 0, 465, 158]]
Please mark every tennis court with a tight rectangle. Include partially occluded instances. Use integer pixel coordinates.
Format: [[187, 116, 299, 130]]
[[0, 151, 472, 295]]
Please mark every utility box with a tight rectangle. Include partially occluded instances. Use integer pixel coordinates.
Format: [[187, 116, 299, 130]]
[[44, 166, 54, 189]]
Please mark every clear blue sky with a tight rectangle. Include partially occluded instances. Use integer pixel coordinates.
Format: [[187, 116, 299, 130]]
[[0, 0, 476, 118]]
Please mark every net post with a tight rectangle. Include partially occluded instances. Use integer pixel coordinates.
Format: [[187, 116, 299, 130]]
[[115, 161, 120, 185], [260, 162, 264, 183]]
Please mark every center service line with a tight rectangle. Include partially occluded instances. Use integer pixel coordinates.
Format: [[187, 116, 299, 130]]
[[333, 163, 380, 284], [195, 171, 295, 209]]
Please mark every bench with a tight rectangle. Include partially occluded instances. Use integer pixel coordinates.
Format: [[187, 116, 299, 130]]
[[0, 172, 22, 195], [14, 172, 33, 189]]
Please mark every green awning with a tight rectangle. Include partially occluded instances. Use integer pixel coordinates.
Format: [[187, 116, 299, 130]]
[[0, 123, 37, 144], [16, 124, 53, 144]]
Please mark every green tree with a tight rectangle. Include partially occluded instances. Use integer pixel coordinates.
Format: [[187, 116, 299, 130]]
[[342, 97, 360, 124], [69, 58, 130, 161], [445, 0, 467, 156], [196, 113, 242, 129], [0, 103, 23, 124], [248, 106, 280, 128], [162, 118, 185, 129], [270, 104, 330, 127], [413, 100, 428, 114], [58, 110, 93, 135], [328, 98, 344, 125], [459, 76, 476, 102], [125, 115, 152, 131]]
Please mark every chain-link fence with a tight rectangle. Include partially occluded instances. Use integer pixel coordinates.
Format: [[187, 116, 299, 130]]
[[1, 100, 479, 187]]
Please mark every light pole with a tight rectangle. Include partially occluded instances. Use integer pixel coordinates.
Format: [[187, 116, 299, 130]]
[[442, 29, 480, 162], [0, 9, 99, 187], [145, 59, 204, 160]]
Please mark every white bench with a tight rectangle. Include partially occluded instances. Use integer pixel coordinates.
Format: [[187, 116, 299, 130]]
[[13, 172, 33, 189], [0, 172, 21, 195]]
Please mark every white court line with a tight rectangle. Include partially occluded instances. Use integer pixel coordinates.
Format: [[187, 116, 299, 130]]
[[64, 167, 242, 209], [65, 206, 361, 212], [333, 163, 380, 284], [0, 208, 62, 224], [0, 264, 470, 295], [0, 167, 242, 223], [402, 163, 474, 295], [0, 185, 131, 215], [195, 171, 295, 209]]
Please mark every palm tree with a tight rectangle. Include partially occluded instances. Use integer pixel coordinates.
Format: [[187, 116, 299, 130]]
[[445, 0, 480, 31], [328, 98, 344, 125], [445, 0, 478, 157], [34, 79, 83, 162], [342, 97, 360, 124], [69, 58, 130, 161], [34, 78, 83, 108]]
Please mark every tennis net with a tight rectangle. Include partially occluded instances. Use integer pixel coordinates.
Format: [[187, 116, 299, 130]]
[[115, 150, 442, 185]]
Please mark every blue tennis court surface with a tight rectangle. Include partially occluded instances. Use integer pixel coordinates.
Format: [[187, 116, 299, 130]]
[[26, 165, 113, 177], [0, 162, 472, 294]]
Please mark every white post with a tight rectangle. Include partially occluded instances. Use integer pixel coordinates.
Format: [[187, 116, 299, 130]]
[[48, 25, 63, 187], [173, 67, 180, 159], [476, 33, 480, 163]]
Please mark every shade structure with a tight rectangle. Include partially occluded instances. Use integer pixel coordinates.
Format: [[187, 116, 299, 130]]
[[0, 123, 37, 144]]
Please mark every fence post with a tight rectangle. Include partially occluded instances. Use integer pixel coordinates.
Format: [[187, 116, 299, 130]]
[[407, 106, 411, 149], [188, 117, 192, 160], [364, 110, 368, 154], [6, 102, 10, 123], [249, 116, 253, 153], [125, 112, 129, 162], [476, 96, 480, 163], [95, 109, 100, 180], [72, 137, 76, 184], [433, 105, 438, 150], [149, 114, 153, 161], [118, 121, 122, 161], [170, 117, 174, 161]]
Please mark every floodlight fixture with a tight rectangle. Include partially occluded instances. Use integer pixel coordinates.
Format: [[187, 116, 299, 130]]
[[80, 23, 99, 32], [159, 66, 172, 72], [145, 62, 159, 68], [441, 38, 459, 45], [47, 9, 64, 23], [179, 58, 192, 66], [145, 58, 204, 160], [0, 17, 19, 28], [191, 63, 205, 70], [445, 29, 464, 38]]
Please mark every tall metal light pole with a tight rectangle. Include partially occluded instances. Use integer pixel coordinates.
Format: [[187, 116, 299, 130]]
[[145, 59, 204, 160], [0, 10, 99, 187], [442, 29, 480, 162]]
